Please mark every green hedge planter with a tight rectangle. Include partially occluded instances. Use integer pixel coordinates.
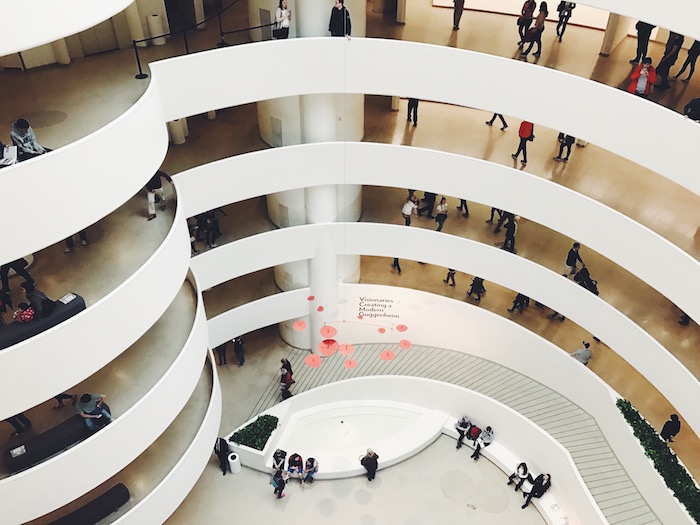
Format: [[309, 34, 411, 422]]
[[616, 399, 700, 523], [230, 415, 279, 451]]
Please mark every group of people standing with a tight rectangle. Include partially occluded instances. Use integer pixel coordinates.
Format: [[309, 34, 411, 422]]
[[272, 0, 352, 40], [628, 23, 700, 97]]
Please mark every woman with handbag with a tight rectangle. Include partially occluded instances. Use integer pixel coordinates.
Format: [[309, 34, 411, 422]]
[[521, 2, 548, 58], [435, 197, 448, 232], [517, 0, 537, 46], [274, 0, 291, 40]]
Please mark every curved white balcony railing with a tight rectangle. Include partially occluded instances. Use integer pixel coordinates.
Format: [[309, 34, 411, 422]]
[[1, 81, 168, 263], [176, 142, 699, 321], [0, 197, 190, 422], [153, 38, 700, 197], [0, 0, 135, 56], [204, 283, 691, 525], [0, 278, 210, 524], [191, 223, 700, 439], [112, 353, 221, 525], [5, 37, 698, 262], [248, 376, 606, 525]]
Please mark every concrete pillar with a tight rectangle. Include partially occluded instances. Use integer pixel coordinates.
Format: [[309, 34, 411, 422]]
[[51, 40, 71, 65], [391, 95, 400, 111], [167, 120, 186, 145], [126, 2, 147, 47], [396, 0, 406, 24], [194, 0, 206, 29], [600, 13, 633, 56]]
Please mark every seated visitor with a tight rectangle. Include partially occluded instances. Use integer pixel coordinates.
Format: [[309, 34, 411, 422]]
[[12, 302, 34, 323], [471, 426, 493, 460], [302, 457, 318, 484], [76, 392, 112, 432], [11, 118, 50, 161], [19, 282, 56, 319], [522, 473, 551, 509], [660, 414, 681, 443], [272, 448, 287, 472], [287, 452, 303, 479], [1, 140, 17, 167], [360, 448, 379, 481], [507, 462, 533, 491], [454, 415, 471, 449]]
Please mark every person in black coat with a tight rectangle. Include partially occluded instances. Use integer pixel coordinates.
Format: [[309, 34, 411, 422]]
[[360, 449, 379, 480], [660, 414, 681, 442], [508, 293, 530, 313], [1, 258, 35, 302], [553, 133, 575, 162], [656, 32, 684, 90], [466, 277, 486, 301], [19, 281, 55, 319], [673, 40, 700, 82], [630, 21, 655, 64], [329, 0, 351, 37], [417, 192, 436, 218], [683, 98, 700, 121], [522, 473, 551, 508]]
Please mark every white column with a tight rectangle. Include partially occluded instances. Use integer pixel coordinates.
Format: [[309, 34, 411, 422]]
[[600, 13, 633, 56], [308, 235, 338, 354], [126, 2, 147, 47], [396, 0, 406, 24], [51, 40, 71, 65], [167, 120, 186, 145]]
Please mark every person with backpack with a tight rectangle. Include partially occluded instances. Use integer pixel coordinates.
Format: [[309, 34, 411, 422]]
[[471, 426, 493, 460], [511, 121, 534, 166]]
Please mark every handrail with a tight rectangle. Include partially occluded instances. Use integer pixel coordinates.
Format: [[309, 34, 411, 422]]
[[131, 0, 275, 79]]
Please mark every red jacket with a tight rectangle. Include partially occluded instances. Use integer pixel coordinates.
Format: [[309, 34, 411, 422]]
[[628, 64, 656, 95], [519, 121, 534, 139]]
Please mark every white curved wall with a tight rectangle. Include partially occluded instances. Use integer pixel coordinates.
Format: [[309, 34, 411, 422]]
[[176, 142, 699, 321], [0, 201, 190, 422], [0, 0, 134, 56], [152, 38, 700, 196], [247, 376, 605, 525], [113, 355, 221, 525], [1, 83, 168, 263], [0, 283, 210, 524], [205, 284, 691, 525], [192, 223, 700, 439]]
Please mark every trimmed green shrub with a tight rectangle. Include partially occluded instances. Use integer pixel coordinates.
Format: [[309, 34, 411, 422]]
[[230, 415, 279, 451], [616, 399, 700, 523]]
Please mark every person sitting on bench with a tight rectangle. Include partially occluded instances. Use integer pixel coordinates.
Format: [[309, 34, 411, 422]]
[[76, 393, 112, 432], [11, 118, 51, 161], [20, 282, 55, 319]]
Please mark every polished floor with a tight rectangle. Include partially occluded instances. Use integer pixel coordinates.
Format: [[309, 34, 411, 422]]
[[0, 0, 698, 523]]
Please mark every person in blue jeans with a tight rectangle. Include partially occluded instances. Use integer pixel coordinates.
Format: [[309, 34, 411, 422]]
[[77, 393, 112, 431]]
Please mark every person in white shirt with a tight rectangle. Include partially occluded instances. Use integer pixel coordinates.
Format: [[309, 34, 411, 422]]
[[401, 194, 419, 226], [435, 197, 448, 231], [570, 341, 592, 365], [275, 0, 292, 39]]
